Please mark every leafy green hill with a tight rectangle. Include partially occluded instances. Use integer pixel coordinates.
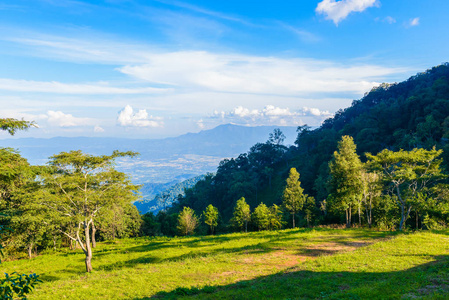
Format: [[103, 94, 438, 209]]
[[2, 229, 447, 299], [174, 63, 449, 224]]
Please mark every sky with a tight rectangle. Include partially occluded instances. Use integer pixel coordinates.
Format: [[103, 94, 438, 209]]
[[0, 0, 448, 139]]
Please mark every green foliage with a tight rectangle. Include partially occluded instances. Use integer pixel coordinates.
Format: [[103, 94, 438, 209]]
[[140, 212, 160, 236], [367, 147, 445, 230], [252, 203, 270, 231], [0, 118, 35, 136], [231, 197, 251, 232], [328, 136, 363, 227], [268, 204, 285, 230], [177, 207, 199, 236], [96, 203, 142, 240], [282, 168, 306, 228], [303, 196, 317, 227], [203, 204, 219, 234], [36, 150, 139, 272], [0, 272, 41, 300]]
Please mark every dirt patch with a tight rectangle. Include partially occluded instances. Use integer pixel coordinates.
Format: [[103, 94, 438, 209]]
[[304, 241, 366, 257]]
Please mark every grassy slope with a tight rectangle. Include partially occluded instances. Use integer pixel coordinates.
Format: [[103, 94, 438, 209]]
[[2, 229, 448, 299]]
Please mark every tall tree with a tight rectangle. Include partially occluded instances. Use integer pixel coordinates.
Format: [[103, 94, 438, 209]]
[[203, 204, 219, 235], [361, 170, 382, 228], [177, 207, 199, 236], [328, 136, 363, 228], [0, 118, 41, 298], [282, 168, 306, 228], [37, 150, 139, 272], [367, 148, 445, 230], [231, 197, 251, 232]]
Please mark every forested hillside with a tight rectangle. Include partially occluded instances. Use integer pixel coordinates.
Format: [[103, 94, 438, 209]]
[[171, 63, 449, 228]]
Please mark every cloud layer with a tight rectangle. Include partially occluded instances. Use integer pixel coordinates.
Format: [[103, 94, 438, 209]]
[[120, 51, 404, 96], [208, 105, 333, 127]]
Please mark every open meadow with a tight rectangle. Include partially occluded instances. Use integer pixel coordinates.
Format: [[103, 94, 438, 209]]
[[2, 228, 448, 299]]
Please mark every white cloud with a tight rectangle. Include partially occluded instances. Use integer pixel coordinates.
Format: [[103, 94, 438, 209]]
[[384, 16, 396, 24], [120, 51, 405, 96], [117, 105, 163, 127], [196, 119, 205, 129], [0, 78, 169, 94], [211, 105, 333, 127], [94, 126, 105, 133], [409, 17, 420, 27], [316, 0, 379, 25], [4, 32, 408, 98], [45, 110, 92, 127]]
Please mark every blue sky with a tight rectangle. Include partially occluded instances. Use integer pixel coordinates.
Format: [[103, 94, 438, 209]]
[[0, 0, 448, 139]]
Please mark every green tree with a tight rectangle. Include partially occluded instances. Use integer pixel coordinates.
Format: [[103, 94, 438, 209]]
[[177, 207, 199, 236], [36, 150, 139, 272], [268, 204, 284, 230], [252, 203, 270, 231], [0, 119, 41, 298], [361, 170, 382, 228], [303, 196, 316, 228], [268, 128, 286, 145], [96, 202, 142, 240], [282, 168, 306, 228], [203, 204, 219, 234], [231, 197, 251, 232], [328, 136, 363, 228], [367, 148, 445, 231]]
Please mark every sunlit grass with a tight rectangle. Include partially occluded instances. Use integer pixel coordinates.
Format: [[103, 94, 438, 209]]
[[2, 229, 448, 299]]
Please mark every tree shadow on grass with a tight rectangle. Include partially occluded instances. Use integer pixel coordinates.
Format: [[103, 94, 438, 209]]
[[146, 255, 449, 299], [94, 229, 396, 273]]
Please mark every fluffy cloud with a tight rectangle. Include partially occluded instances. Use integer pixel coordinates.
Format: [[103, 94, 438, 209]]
[[211, 105, 332, 126], [316, 0, 379, 25], [45, 110, 92, 127], [117, 105, 163, 127]]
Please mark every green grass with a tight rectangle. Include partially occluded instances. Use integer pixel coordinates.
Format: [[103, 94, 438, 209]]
[[2, 229, 448, 299]]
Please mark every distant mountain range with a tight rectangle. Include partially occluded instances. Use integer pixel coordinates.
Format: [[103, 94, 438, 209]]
[[0, 124, 298, 212]]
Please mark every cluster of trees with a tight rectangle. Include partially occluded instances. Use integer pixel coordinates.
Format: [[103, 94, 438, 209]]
[[155, 134, 448, 236], [169, 64, 449, 232], [328, 136, 447, 231], [1, 121, 142, 273]]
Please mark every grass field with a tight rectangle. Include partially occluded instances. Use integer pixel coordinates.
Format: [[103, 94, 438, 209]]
[[2, 228, 448, 299]]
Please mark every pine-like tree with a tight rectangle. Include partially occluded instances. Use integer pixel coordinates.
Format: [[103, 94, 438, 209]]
[[282, 168, 306, 228]]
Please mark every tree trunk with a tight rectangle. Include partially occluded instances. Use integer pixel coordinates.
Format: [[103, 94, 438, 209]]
[[416, 211, 419, 230], [349, 206, 352, 228], [27, 242, 33, 259], [358, 204, 361, 226], [92, 222, 97, 248], [292, 213, 295, 229], [369, 197, 372, 228], [84, 220, 93, 273], [245, 220, 248, 233], [345, 208, 351, 228]]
